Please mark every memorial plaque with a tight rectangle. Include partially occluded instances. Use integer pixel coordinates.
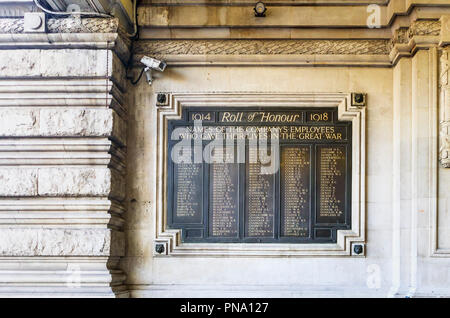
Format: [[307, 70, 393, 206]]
[[167, 107, 352, 243]]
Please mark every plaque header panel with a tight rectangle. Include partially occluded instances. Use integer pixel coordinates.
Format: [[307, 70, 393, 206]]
[[167, 107, 352, 243]]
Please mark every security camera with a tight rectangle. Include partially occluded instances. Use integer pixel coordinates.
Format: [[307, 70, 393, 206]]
[[140, 56, 167, 72], [139, 56, 167, 85]]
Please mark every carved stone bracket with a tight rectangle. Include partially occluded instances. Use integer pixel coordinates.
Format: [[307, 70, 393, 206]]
[[408, 20, 441, 39], [390, 19, 442, 65]]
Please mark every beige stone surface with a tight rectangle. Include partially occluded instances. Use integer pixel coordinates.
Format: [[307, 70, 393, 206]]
[[0, 49, 109, 78], [124, 65, 395, 294], [0, 28, 129, 296], [1, 1, 450, 298], [137, 1, 450, 29], [0, 168, 37, 196], [0, 228, 112, 256], [38, 168, 112, 197], [0, 108, 125, 144]]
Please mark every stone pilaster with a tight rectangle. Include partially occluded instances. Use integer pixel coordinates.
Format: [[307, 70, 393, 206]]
[[439, 47, 450, 168], [0, 16, 129, 297]]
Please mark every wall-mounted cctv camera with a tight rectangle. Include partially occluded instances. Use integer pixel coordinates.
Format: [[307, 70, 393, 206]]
[[140, 56, 167, 72], [129, 56, 167, 86], [141, 57, 167, 85]]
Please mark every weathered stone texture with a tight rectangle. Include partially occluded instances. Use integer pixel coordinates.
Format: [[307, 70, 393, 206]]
[[111, 170, 126, 201], [38, 168, 112, 197], [0, 17, 119, 34], [111, 230, 126, 257], [0, 50, 41, 77], [40, 109, 113, 137], [0, 109, 124, 142], [0, 168, 37, 196], [0, 50, 108, 78], [134, 39, 391, 56], [0, 228, 113, 256], [0, 168, 124, 197], [0, 109, 38, 135], [0, 15, 128, 295], [112, 110, 127, 146]]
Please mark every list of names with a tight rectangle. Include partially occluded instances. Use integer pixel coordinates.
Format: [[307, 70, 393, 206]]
[[174, 163, 203, 223], [317, 146, 346, 223], [280, 147, 310, 237], [210, 161, 239, 237], [246, 147, 275, 237]]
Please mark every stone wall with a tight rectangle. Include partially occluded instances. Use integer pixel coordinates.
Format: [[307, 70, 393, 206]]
[[1, 1, 450, 297], [0, 17, 129, 297], [122, 4, 450, 298]]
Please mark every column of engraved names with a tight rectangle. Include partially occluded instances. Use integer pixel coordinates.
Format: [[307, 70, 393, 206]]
[[280, 147, 310, 237], [317, 146, 346, 224], [174, 163, 202, 223], [210, 157, 239, 237], [246, 147, 274, 237]]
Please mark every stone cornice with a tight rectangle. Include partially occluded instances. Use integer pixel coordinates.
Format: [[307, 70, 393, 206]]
[[0, 17, 131, 64], [133, 39, 391, 66], [135, 39, 391, 56], [137, 1, 450, 28], [141, 0, 389, 4], [389, 19, 443, 65], [0, 17, 119, 34], [132, 18, 446, 67], [408, 19, 441, 38]]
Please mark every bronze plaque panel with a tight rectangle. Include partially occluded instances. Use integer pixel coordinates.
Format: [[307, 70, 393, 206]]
[[167, 107, 351, 243]]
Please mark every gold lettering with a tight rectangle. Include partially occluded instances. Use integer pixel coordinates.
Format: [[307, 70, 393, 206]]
[[222, 112, 231, 122]]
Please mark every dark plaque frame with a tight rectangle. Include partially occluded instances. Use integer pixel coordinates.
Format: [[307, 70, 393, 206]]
[[167, 107, 352, 243]]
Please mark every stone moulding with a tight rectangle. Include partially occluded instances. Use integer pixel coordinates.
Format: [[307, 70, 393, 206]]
[[0, 228, 124, 257], [153, 92, 366, 257], [390, 19, 442, 66], [408, 20, 441, 39], [133, 39, 392, 66], [0, 17, 131, 65], [439, 48, 450, 168], [134, 39, 390, 56], [0, 17, 119, 34], [440, 121, 450, 168], [133, 19, 445, 67]]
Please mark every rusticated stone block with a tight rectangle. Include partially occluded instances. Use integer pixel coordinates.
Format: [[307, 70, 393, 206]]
[[0, 49, 108, 78], [0, 228, 125, 256], [0, 109, 38, 136], [0, 168, 125, 199], [38, 168, 112, 197], [0, 108, 125, 144], [39, 109, 113, 137], [0, 168, 37, 196], [0, 50, 41, 77]]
